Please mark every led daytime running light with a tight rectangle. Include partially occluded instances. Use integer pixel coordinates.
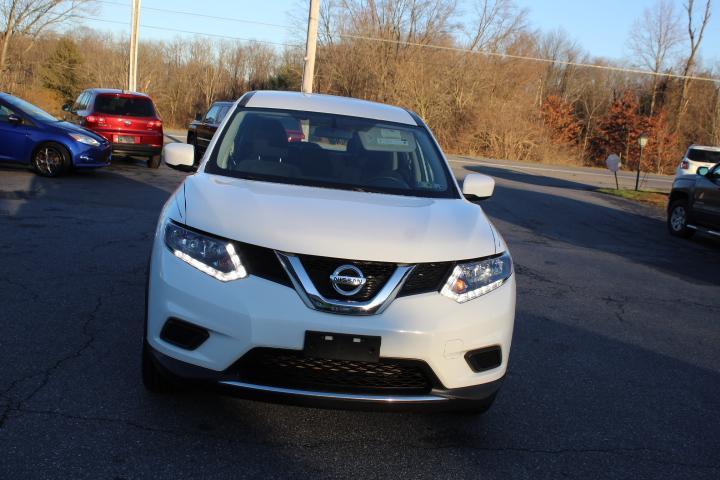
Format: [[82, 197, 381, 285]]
[[165, 221, 247, 282], [441, 252, 512, 303]]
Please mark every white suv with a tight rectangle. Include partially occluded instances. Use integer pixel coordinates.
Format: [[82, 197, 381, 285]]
[[145, 91, 516, 412], [675, 145, 720, 178]]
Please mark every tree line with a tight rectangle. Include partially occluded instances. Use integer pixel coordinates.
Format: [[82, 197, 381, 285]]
[[1, 0, 718, 173]]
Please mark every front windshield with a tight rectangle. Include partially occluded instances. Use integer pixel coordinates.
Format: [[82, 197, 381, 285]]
[[5, 96, 58, 122], [205, 108, 458, 198]]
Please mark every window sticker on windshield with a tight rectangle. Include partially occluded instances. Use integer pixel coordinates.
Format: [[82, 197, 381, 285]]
[[377, 129, 408, 146], [359, 127, 416, 152], [381, 128, 402, 139]]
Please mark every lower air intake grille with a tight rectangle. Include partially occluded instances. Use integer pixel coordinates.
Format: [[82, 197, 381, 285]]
[[233, 348, 436, 394]]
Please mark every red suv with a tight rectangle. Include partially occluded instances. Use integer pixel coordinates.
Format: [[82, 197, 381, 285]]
[[64, 89, 163, 168]]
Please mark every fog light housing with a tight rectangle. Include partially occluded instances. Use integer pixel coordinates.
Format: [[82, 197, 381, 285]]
[[160, 318, 209, 350], [465, 346, 502, 372]]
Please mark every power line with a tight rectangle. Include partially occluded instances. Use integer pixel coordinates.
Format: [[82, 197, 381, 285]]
[[73, 15, 459, 72], [81, 4, 720, 84], [335, 33, 720, 84], [74, 15, 302, 48], [95, 0, 292, 30]]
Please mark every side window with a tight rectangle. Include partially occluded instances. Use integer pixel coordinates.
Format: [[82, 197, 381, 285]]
[[217, 106, 230, 123], [82, 93, 93, 111], [0, 104, 16, 122], [72, 92, 86, 111], [204, 105, 221, 124]]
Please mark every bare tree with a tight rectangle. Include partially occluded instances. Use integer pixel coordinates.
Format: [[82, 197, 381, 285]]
[[0, 0, 94, 78], [627, 0, 682, 116], [537, 28, 585, 104], [676, 0, 712, 129], [465, 0, 527, 52]]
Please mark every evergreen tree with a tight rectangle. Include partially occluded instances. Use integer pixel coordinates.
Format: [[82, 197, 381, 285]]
[[42, 37, 83, 104]]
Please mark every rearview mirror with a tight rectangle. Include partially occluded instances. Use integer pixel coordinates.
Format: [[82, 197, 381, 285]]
[[462, 173, 495, 202], [162, 143, 195, 171], [696, 166, 710, 176], [62, 103, 72, 112], [195, 112, 202, 121], [7, 114, 22, 125]]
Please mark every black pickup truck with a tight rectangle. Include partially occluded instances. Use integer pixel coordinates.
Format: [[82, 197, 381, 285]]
[[667, 163, 720, 238], [186, 101, 234, 166]]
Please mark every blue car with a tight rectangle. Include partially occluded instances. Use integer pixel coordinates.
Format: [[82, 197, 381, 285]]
[[0, 92, 111, 177]]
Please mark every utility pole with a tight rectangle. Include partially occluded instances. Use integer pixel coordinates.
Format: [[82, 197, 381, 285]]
[[301, 0, 320, 94], [128, 0, 142, 92]]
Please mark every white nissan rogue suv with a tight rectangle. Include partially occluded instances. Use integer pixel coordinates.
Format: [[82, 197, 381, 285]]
[[145, 91, 516, 412]]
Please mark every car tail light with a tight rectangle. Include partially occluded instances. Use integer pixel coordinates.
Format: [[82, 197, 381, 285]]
[[681, 160, 690, 170], [84, 115, 106, 126], [148, 120, 163, 131]]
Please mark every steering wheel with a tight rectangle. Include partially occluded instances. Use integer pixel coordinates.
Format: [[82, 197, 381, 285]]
[[367, 176, 409, 189]]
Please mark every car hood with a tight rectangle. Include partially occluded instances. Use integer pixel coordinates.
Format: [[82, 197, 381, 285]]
[[51, 121, 108, 143], [181, 173, 498, 263]]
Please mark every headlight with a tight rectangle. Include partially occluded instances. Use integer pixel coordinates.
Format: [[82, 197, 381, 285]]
[[441, 251, 512, 303], [164, 221, 247, 281], [69, 133, 100, 146]]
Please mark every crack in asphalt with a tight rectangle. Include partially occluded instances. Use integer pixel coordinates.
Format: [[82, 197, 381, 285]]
[[601, 295, 630, 323], [514, 263, 576, 290], [0, 294, 103, 429]]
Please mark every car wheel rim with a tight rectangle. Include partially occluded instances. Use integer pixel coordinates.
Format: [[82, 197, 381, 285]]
[[670, 206, 686, 231], [35, 147, 63, 175]]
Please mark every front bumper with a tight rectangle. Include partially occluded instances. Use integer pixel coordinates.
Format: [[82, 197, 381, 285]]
[[149, 345, 504, 411], [147, 236, 516, 407], [71, 143, 112, 168]]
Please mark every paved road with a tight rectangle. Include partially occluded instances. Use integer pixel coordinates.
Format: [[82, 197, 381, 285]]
[[448, 155, 675, 193], [1, 158, 718, 479]]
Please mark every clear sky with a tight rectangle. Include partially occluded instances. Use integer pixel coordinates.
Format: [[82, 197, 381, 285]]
[[77, 0, 719, 67], [514, 0, 719, 64]]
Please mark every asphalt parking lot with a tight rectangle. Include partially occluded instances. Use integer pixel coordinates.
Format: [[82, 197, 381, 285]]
[[1, 156, 719, 479]]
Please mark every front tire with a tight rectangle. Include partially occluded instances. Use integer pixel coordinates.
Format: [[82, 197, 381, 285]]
[[32, 143, 70, 177], [667, 200, 695, 238]]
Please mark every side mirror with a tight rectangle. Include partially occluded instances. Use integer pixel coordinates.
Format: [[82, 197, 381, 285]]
[[62, 104, 72, 112], [7, 114, 22, 125], [162, 143, 195, 171], [195, 112, 202, 121], [696, 166, 710, 176], [462, 173, 495, 202]]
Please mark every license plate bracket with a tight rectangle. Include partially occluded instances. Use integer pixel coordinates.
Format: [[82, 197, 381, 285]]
[[304, 331, 381, 363]]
